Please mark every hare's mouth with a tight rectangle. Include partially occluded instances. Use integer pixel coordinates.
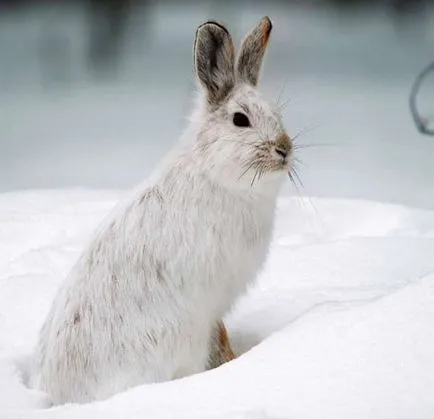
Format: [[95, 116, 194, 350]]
[[237, 160, 290, 188], [270, 151, 292, 173]]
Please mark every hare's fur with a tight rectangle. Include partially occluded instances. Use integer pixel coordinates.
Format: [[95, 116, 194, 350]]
[[30, 16, 291, 404]]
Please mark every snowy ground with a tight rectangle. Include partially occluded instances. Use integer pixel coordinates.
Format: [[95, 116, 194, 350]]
[[0, 190, 434, 419]]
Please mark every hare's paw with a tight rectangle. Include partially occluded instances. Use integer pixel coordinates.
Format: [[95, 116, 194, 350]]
[[207, 321, 236, 370]]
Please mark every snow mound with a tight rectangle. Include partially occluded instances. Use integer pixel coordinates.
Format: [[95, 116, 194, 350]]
[[0, 190, 433, 419]]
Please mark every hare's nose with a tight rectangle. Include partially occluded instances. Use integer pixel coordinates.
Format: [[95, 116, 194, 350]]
[[274, 133, 291, 159], [274, 147, 287, 159]]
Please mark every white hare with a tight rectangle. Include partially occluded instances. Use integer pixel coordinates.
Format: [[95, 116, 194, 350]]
[[29, 16, 292, 405]]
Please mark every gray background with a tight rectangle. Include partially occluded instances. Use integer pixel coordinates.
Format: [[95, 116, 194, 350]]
[[0, 1, 433, 209]]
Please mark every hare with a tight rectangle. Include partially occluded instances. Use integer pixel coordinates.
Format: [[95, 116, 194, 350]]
[[29, 16, 292, 405]]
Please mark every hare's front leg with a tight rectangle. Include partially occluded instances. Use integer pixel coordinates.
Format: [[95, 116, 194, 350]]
[[207, 320, 236, 369]]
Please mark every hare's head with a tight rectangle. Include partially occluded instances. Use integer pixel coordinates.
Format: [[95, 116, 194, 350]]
[[191, 16, 291, 193]]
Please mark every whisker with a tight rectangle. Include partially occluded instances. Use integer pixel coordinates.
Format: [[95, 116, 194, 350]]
[[289, 167, 327, 233], [287, 170, 295, 187], [293, 156, 306, 167], [238, 160, 256, 181], [287, 170, 309, 212], [277, 97, 292, 112], [251, 168, 260, 187], [258, 167, 265, 182], [304, 195, 326, 233], [293, 142, 342, 150], [292, 166, 305, 189], [291, 122, 324, 143], [276, 75, 290, 108]]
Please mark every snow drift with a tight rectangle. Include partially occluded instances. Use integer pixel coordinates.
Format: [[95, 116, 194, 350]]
[[0, 190, 433, 419]]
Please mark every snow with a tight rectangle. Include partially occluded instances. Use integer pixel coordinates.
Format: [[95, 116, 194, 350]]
[[1, 190, 434, 419]]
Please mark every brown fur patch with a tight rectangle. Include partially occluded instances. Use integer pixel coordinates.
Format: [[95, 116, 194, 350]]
[[217, 321, 236, 361], [207, 321, 236, 370], [261, 17, 273, 48], [275, 132, 291, 154]]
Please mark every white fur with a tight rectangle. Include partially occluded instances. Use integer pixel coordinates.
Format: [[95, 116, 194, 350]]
[[29, 20, 290, 405]]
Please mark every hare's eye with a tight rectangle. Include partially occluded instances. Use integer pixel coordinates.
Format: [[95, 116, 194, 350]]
[[233, 112, 250, 128]]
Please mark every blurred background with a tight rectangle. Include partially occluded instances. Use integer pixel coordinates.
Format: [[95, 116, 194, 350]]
[[0, 0, 433, 208]]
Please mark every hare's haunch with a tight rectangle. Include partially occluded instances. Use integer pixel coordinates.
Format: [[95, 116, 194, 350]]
[[30, 16, 292, 405]]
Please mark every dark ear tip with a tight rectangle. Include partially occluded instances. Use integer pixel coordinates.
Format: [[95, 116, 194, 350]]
[[261, 16, 273, 32], [196, 20, 230, 37], [257, 16, 273, 48]]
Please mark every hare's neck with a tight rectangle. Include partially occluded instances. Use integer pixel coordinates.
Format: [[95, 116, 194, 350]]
[[171, 143, 284, 201], [155, 152, 280, 211]]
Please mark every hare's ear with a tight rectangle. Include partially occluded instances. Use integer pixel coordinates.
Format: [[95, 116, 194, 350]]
[[236, 16, 272, 86], [194, 21, 235, 106]]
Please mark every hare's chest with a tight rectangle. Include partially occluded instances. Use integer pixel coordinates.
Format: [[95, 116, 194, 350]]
[[196, 203, 274, 304], [231, 209, 273, 275]]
